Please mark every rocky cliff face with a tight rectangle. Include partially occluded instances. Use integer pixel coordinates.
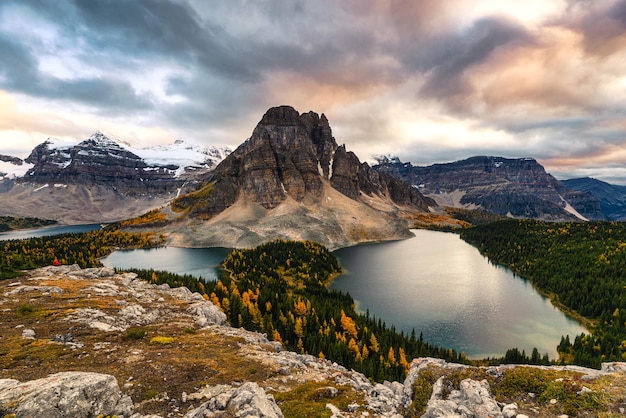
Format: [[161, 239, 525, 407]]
[[375, 156, 605, 221], [164, 106, 436, 249], [188, 106, 433, 218], [23, 132, 228, 195]]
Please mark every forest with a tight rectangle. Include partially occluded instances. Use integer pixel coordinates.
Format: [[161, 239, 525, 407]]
[[0, 226, 165, 279], [461, 220, 626, 367], [3, 217, 623, 377], [0, 216, 57, 232]]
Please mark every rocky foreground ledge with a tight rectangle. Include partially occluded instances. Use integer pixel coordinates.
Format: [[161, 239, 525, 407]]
[[1, 265, 625, 417]]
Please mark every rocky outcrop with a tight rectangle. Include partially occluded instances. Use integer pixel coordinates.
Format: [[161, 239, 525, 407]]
[[185, 382, 284, 418], [2, 266, 626, 417], [400, 357, 626, 418], [375, 156, 605, 221], [0, 264, 409, 417], [422, 378, 503, 418], [0, 154, 23, 165], [0, 372, 133, 418]]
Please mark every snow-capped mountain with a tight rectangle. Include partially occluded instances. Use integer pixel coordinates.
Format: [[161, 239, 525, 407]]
[[0, 132, 231, 223], [22, 131, 230, 182]]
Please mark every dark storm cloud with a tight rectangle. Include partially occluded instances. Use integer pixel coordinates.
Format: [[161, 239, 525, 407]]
[[0, 35, 39, 89], [0, 30, 153, 112], [566, 0, 626, 55], [0, 0, 259, 114], [67, 0, 258, 82], [163, 74, 265, 129], [1, 0, 626, 183]]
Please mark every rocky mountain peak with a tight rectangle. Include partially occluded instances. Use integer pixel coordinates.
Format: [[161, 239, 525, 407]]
[[257, 104, 302, 126], [78, 131, 131, 153], [0, 134, 231, 223], [184, 106, 434, 217], [164, 106, 436, 249]]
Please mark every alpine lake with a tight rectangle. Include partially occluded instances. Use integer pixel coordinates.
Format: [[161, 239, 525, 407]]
[[2, 225, 586, 359]]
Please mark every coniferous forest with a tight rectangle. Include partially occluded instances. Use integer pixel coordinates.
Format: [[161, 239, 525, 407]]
[[0, 226, 165, 279], [0, 216, 57, 232], [461, 220, 626, 367]]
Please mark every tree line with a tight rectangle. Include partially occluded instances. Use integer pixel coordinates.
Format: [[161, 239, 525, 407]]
[[0, 216, 57, 232], [461, 219, 626, 367]]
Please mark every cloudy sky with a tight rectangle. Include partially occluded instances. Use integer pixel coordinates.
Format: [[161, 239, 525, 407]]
[[1, 1, 625, 182]]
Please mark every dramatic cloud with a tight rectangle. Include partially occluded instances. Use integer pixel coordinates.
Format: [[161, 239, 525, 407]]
[[0, 0, 625, 183]]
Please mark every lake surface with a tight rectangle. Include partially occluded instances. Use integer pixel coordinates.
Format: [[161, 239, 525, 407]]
[[331, 230, 586, 358], [102, 247, 231, 282], [84, 227, 582, 359], [0, 223, 103, 240]]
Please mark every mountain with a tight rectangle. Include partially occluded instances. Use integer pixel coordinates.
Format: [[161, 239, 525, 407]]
[[160, 106, 436, 249], [0, 132, 230, 223], [563, 177, 626, 221], [22, 131, 230, 193], [374, 156, 605, 221]]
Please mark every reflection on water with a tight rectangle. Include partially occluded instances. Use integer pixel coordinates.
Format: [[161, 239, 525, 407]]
[[331, 230, 586, 358], [102, 247, 231, 282]]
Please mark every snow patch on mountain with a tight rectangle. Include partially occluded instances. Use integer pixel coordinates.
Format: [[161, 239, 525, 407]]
[[22, 132, 231, 179], [0, 160, 34, 179], [43, 138, 81, 151], [128, 139, 231, 173]]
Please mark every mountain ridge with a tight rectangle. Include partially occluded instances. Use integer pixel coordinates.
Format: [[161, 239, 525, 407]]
[[374, 155, 605, 221], [2, 110, 625, 230], [0, 133, 231, 223]]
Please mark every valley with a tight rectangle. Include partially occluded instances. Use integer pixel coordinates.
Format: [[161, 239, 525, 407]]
[[1, 221, 626, 417]]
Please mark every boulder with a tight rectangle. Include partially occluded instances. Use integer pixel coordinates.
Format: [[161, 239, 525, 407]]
[[184, 382, 283, 418], [0, 372, 133, 418], [422, 378, 503, 418], [187, 300, 228, 327]]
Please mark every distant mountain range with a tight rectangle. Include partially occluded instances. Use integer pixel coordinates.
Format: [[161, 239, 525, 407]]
[[1, 106, 624, 244], [374, 156, 606, 221], [0, 132, 230, 223]]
